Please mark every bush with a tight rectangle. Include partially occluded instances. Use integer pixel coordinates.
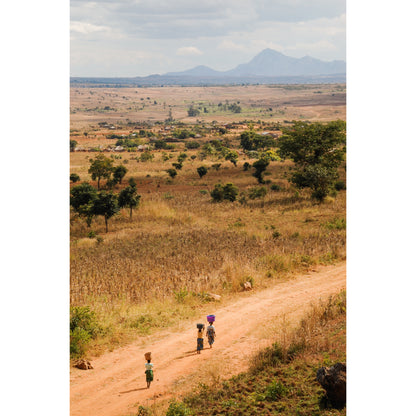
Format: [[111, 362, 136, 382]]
[[248, 186, 267, 200], [166, 401, 193, 416], [265, 381, 288, 401], [335, 180, 346, 190], [185, 141, 200, 149], [196, 166, 208, 178], [136, 405, 150, 416], [70, 306, 101, 358], [70, 173, 80, 183], [211, 183, 239, 202]]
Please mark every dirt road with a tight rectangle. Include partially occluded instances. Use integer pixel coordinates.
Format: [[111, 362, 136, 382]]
[[70, 262, 346, 416]]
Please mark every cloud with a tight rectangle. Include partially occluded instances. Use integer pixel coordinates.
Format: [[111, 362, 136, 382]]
[[176, 46, 203, 56], [70, 0, 345, 76], [70, 21, 109, 35]]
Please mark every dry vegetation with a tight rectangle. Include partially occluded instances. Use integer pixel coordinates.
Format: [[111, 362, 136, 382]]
[[70, 84, 346, 356]]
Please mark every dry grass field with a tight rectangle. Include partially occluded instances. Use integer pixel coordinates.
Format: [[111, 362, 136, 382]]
[[70, 84, 345, 131], [69, 84, 346, 357]]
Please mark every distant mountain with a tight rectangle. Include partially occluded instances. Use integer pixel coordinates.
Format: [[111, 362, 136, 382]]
[[166, 65, 222, 77], [70, 49, 346, 87], [164, 48, 345, 78]]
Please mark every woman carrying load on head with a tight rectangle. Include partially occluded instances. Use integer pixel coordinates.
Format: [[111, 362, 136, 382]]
[[196, 324, 205, 354], [206, 315, 216, 348], [144, 352, 154, 388], [206, 322, 216, 348]]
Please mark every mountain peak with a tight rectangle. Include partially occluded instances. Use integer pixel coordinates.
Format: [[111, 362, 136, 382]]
[[163, 48, 345, 78]]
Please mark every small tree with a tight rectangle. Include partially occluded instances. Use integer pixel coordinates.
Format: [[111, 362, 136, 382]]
[[118, 180, 141, 219], [88, 154, 114, 190], [92, 191, 119, 232], [70, 140, 78, 152], [197, 166, 208, 178], [292, 164, 338, 201], [113, 165, 128, 184], [225, 150, 238, 166], [70, 182, 98, 227], [70, 173, 80, 183], [278, 120, 346, 201], [172, 162, 183, 170], [252, 158, 270, 184]]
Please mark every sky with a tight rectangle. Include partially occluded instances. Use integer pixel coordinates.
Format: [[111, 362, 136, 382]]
[[70, 0, 346, 77]]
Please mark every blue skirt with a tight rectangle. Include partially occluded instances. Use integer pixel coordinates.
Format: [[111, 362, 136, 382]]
[[197, 338, 204, 351]]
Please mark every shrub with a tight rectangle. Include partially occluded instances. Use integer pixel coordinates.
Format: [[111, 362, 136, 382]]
[[248, 186, 267, 200], [211, 183, 239, 202], [185, 141, 200, 149], [136, 405, 150, 416], [243, 162, 251, 171], [166, 169, 177, 179], [87, 230, 96, 239], [140, 152, 154, 162], [70, 306, 100, 358], [166, 401, 193, 416], [265, 381, 288, 401], [335, 180, 346, 190], [270, 183, 282, 192], [196, 166, 208, 178], [70, 173, 80, 183]]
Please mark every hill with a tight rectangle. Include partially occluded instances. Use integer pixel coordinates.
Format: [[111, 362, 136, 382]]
[[70, 49, 346, 87]]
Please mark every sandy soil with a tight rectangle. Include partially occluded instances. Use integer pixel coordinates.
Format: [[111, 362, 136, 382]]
[[70, 262, 346, 416]]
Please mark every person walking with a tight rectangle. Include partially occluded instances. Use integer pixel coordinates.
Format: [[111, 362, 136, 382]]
[[144, 352, 154, 388], [206, 322, 216, 348], [196, 324, 205, 354]]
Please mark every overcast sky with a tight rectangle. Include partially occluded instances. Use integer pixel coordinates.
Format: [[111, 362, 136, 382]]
[[70, 0, 346, 77]]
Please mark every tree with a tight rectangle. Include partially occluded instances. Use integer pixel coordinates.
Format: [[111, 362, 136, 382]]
[[70, 173, 80, 183], [172, 162, 183, 170], [70, 182, 98, 227], [88, 154, 114, 189], [278, 120, 346, 169], [252, 158, 270, 184], [187, 105, 200, 117], [92, 191, 119, 232], [240, 128, 276, 151], [278, 120, 346, 200], [118, 180, 141, 220], [70, 140, 78, 152], [113, 165, 128, 184], [197, 166, 208, 178], [291, 165, 339, 202], [225, 150, 238, 166]]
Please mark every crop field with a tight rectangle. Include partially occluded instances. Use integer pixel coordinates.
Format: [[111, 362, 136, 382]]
[[69, 84, 346, 356]]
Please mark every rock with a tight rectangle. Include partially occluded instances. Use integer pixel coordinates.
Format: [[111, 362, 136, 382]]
[[207, 293, 221, 301], [74, 359, 93, 370], [243, 281, 252, 291], [316, 362, 346, 408]]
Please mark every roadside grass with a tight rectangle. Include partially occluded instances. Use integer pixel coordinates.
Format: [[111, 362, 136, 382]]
[[152, 291, 347, 416]]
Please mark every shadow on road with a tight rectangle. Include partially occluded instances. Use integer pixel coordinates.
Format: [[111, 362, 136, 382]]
[[120, 387, 148, 394]]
